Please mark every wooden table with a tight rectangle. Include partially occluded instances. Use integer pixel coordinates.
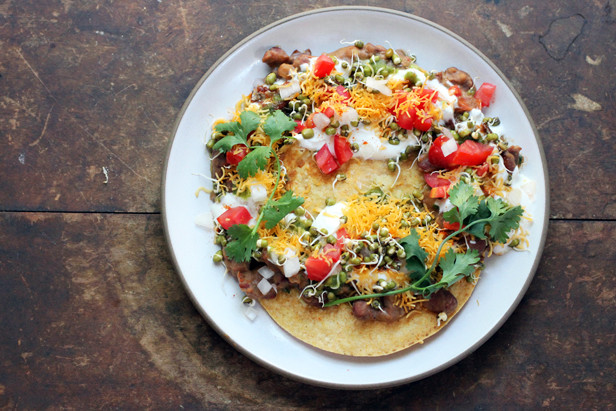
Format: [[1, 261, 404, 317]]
[[1, 1, 614, 408]]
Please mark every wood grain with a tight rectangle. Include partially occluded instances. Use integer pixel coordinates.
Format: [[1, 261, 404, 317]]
[[0, 0, 614, 408]]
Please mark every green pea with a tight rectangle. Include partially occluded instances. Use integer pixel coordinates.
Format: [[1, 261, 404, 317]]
[[336, 173, 347, 181], [350, 120, 359, 127], [326, 235, 337, 245], [269, 84, 279, 91], [265, 72, 277, 85], [292, 112, 302, 120], [363, 65, 374, 77], [412, 190, 423, 200], [509, 239, 520, 248], [400, 220, 410, 228], [379, 227, 389, 237], [392, 55, 401, 65], [389, 122, 399, 131], [411, 217, 421, 227], [340, 215, 348, 224], [295, 207, 305, 216], [349, 257, 362, 265], [206, 139, 216, 150], [325, 197, 336, 206], [404, 71, 418, 84], [354, 40, 364, 48], [388, 160, 397, 172], [388, 137, 400, 145], [301, 128, 315, 139], [385, 48, 394, 59], [213, 250, 223, 263], [486, 133, 499, 141], [372, 222, 380, 230], [351, 142, 360, 152], [335, 74, 345, 84], [329, 119, 340, 128], [325, 126, 337, 136], [397, 249, 406, 259]]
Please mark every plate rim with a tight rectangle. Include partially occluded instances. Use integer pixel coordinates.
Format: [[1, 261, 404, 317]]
[[161, 5, 550, 389]]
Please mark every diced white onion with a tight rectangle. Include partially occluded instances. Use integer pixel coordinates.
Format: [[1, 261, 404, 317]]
[[194, 213, 215, 230], [243, 307, 257, 321], [258, 266, 275, 279], [250, 184, 268, 203], [283, 255, 301, 277], [257, 278, 273, 295], [337, 107, 358, 126], [278, 79, 301, 100], [313, 112, 330, 130], [441, 137, 458, 157], [365, 77, 392, 96]]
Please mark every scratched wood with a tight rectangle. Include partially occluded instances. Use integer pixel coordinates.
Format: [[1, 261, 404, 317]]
[[0, 214, 613, 408], [0, 0, 614, 217], [0, 0, 615, 408]]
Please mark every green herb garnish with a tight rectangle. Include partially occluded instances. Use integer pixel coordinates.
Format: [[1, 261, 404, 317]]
[[324, 181, 523, 306], [214, 110, 303, 262]]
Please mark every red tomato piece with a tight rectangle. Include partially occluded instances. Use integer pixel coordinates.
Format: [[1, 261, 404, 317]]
[[293, 120, 305, 134], [424, 172, 451, 188], [323, 106, 335, 118], [315, 144, 339, 174], [429, 186, 449, 199], [442, 221, 460, 231], [475, 82, 496, 107], [322, 244, 341, 262], [217, 206, 251, 230], [396, 110, 415, 130], [476, 163, 490, 177], [333, 134, 353, 164], [452, 140, 494, 166], [335, 85, 351, 101], [226, 145, 249, 165], [448, 85, 462, 96], [314, 54, 335, 78], [305, 113, 316, 129], [305, 256, 333, 281], [413, 111, 433, 132], [428, 135, 458, 169]]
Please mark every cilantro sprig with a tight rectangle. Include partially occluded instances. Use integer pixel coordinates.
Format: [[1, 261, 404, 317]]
[[324, 181, 523, 307], [214, 110, 303, 262]]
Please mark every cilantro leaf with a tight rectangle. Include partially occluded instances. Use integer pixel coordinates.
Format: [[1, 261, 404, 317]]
[[486, 200, 524, 243], [224, 224, 259, 262], [422, 248, 480, 294], [463, 200, 492, 239], [262, 191, 304, 229], [263, 110, 296, 143], [213, 110, 261, 152], [445, 181, 479, 224], [237, 146, 271, 178], [439, 248, 480, 282], [399, 230, 428, 283]]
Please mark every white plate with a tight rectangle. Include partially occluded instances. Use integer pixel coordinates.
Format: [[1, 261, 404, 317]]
[[162, 6, 549, 389]]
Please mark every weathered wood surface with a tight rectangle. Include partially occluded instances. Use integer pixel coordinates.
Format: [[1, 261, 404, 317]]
[[0, 0, 614, 408]]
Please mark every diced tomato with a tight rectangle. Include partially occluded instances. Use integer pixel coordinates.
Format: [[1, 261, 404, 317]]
[[322, 244, 341, 262], [413, 111, 433, 132], [452, 140, 494, 166], [333, 134, 353, 164], [226, 145, 249, 165], [442, 221, 460, 231], [429, 186, 449, 199], [335, 85, 351, 101], [315, 144, 339, 174], [305, 113, 315, 128], [419, 87, 439, 104], [448, 85, 462, 96], [424, 172, 451, 188], [476, 163, 489, 177], [217, 206, 251, 230], [305, 256, 332, 281], [475, 82, 496, 108], [323, 106, 335, 118], [314, 54, 335, 78], [428, 135, 458, 169], [396, 110, 415, 130], [293, 120, 305, 134]]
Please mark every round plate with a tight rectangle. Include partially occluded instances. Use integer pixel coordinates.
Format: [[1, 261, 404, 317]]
[[162, 6, 549, 389]]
